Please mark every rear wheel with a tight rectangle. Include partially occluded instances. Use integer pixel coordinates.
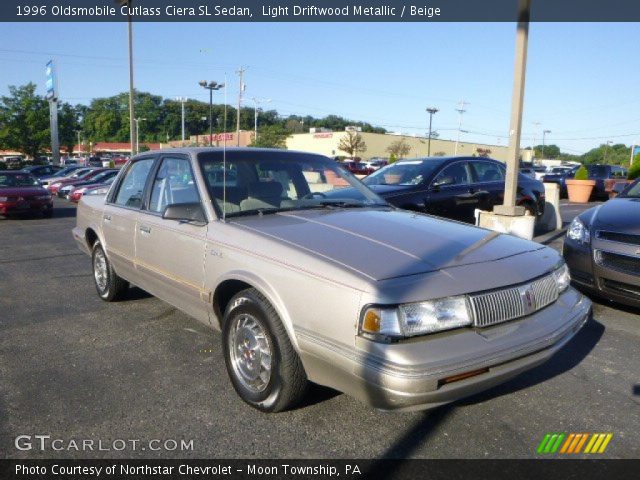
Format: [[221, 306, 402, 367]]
[[92, 241, 129, 301], [222, 288, 308, 412]]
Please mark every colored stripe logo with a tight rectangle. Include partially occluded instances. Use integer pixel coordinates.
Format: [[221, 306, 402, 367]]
[[537, 433, 613, 454]]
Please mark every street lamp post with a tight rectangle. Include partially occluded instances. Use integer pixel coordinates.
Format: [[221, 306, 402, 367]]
[[115, 1, 137, 156], [134, 117, 146, 153], [75, 130, 82, 156], [252, 97, 271, 142], [426, 107, 438, 156], [199, 80, 224, 146], [541, 129, 551, 159]]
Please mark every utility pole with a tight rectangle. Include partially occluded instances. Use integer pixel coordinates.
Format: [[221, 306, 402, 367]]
[[531, 121, 541, 151], [603, 140, 613, 163], [75, 130, 82, 156], [236, 67, 246, 146], [176, 97, 187, 145], [252, 97, 271, 142], [426, 107, 438, 157], [541, 129, 551, 159], [631, 143, 638, 166], [494, 0, 530, 217], [454, 99, 469, 155]]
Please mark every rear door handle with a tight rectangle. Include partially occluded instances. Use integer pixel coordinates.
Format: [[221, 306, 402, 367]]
[[139, 225, 151, 234]]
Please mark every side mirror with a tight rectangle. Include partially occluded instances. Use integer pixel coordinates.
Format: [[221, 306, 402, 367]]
[[432, 176, 455, 188], [162, 202, 206, 223]]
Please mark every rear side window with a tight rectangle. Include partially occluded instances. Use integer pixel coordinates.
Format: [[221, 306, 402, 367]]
[[433, 162, 473, 186], [113, 159, 154, 209], [472, 161, 505, 182]]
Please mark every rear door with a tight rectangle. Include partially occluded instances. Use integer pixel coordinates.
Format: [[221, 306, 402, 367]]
[[102, 157, 156, 282], [469, 160, 505, 212], [134, 154, 210, 325]]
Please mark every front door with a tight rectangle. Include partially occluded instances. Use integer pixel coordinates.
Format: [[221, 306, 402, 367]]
[[426, 161, 478, 223], [134, 155, 210, 325]]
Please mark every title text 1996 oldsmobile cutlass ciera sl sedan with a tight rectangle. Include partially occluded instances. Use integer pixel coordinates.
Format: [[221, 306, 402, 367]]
[[73, 148, 592, 412]]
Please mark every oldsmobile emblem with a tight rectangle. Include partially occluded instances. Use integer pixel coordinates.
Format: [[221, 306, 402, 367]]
[[519, 285, 536, 315]]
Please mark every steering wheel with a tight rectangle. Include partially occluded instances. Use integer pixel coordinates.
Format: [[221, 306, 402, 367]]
[[302, 192, 327, 199]]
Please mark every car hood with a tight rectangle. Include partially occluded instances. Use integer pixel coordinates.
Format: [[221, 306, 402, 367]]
[[229, 208, 546, 281], [366, 184, 418, 197], [0, 186, 48, 196], [591, 197, 640, 234]]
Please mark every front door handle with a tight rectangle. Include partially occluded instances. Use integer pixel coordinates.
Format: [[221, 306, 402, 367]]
[[139, 226, 151, 234], [103, 214, 112, 222]]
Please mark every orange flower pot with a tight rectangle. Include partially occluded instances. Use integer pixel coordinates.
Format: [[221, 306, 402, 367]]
[[566, 179, 596, 203]]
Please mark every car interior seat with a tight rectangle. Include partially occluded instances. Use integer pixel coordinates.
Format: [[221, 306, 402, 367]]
[[240, 181, 284, 211]]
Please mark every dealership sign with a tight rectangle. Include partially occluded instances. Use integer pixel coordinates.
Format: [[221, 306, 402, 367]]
[[45, 60, 57, 100]]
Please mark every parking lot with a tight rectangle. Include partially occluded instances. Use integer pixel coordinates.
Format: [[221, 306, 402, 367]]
[[0, 198, 638, 459]]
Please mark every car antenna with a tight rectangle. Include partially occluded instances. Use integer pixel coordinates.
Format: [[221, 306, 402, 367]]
[[223, 72, 228, 221]]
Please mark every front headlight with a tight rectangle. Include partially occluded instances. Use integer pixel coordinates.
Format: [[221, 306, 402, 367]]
[[567, 217, 590, 244], [361, 296, 472, 340], [0, 196, 8, 202], [554, 263, 571, 293], [86, 187, 109, 195]]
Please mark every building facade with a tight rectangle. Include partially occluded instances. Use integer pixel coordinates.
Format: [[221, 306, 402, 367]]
[[286, 131, 534, 163]]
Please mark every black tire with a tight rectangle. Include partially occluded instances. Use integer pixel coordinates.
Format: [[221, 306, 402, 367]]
[[92, 241, 129, 302], [222, 288, 308, 413]]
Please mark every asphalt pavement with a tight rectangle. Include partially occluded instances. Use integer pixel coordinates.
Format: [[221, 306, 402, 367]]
[[0, 198, 638, 459]]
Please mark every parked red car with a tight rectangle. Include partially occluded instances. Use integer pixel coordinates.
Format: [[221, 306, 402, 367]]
[[48, 168, 104, 195], [0, 171, 53, 218], [340, 160, 375, 176], [69, 177, 115, 203]]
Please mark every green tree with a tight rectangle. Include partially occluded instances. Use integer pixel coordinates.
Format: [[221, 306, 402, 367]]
[[337, 131, 367, 159], [0, 83, 50, 158], [533, 144, 560, 159], [249, 125, 289, 148], [58, 102, 81, 154], [581, 143, 630, 166], [386, 137, 411, 159]]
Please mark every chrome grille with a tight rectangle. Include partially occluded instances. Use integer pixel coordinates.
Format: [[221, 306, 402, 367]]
[[469, 273, 559, 328]]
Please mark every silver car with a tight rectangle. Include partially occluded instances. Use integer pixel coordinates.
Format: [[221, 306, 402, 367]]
[[73, 148, 591, 412]]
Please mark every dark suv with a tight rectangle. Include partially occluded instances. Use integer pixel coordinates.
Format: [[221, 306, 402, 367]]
[[587, 164, 628, 199], [363, 156, 545, 224]]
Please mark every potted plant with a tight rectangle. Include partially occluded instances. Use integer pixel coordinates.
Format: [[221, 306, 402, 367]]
[[566, 166, 595, 203]]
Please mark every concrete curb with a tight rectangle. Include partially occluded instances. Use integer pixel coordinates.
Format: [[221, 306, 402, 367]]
[[534, 227, 568, 245]]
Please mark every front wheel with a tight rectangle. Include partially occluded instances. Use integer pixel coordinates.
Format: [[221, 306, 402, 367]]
[[92, 241, 129, 301], [222, 288, 308, 412]]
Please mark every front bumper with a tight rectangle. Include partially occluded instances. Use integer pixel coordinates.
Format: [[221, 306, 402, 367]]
[[564, 238, 640, 308], [299, 288, 591, 411], [0, 200, 53, 216]]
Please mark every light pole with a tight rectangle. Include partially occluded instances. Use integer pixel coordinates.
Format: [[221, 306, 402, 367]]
[[494, 0, 530, 217], [75, 130, 82, 156], [541, 129, 551, 160], [134, 117, 146, 153], [116, 1, 136, 156], [426, 107, 438, 156], [252, 97, 271, 142], [175, 97, 187, 145], [199, 80, 224, 146]]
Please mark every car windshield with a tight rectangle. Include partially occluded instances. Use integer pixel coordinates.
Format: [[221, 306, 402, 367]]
[[0, 173, 39, 187], [620, 181, 640, 198], [363, 159, 445, 186], [198, 151, 387, 218]]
